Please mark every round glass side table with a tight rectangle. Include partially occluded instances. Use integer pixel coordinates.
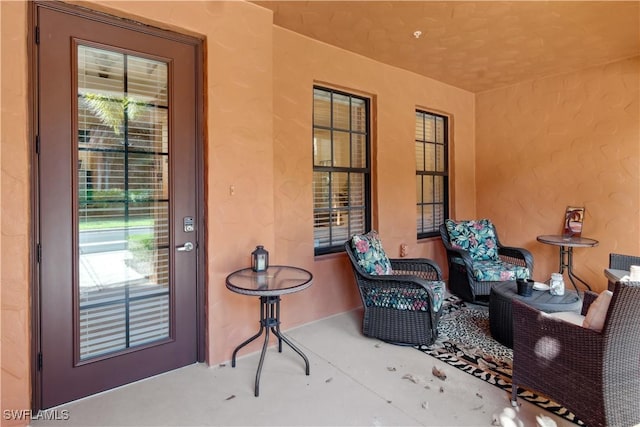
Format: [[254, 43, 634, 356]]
[[226, 265, 313, 396]]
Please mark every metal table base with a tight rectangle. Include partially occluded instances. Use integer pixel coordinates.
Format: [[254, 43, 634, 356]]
[[537, 235, 598, 293], [231, 295, 310, 397], [555, 244, 592, 292]]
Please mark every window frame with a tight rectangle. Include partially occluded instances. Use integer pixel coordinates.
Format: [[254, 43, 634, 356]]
[[312, 86, 371, 256], [415, 109, 449, 239]]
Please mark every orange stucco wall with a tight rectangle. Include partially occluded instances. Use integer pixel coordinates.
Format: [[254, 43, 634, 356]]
[[270, 26, 475, 329], [1, 1, 31, 424], [476, 57, 640, 290]]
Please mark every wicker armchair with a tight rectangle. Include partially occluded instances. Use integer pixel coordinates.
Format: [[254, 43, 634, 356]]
[[439, 220, 533, 303], [344, 238, 444, 346], [511, 281, 640, 427]]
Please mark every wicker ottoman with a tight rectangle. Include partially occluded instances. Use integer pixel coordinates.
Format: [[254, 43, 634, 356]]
[[489, 281, 582, 348]]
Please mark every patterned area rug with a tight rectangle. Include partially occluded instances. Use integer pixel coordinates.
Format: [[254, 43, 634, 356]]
[[416, 297, 585, 426]]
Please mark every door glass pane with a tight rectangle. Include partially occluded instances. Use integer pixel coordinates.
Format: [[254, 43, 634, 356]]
[[77, 45, 170, 361]]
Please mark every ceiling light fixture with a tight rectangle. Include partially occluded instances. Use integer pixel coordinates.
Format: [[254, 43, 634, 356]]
[[413, 30, 422, 39]]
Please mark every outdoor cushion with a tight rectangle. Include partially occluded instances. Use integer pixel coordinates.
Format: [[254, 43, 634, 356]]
[[445, 218, 499, 261], [350, 230, 393, 275], [362, 280, 445, 313], [545, 291, 614, 332], [583, 290, 613, 332], [547, 311, 585, 326], [471, 259, 530, 281]]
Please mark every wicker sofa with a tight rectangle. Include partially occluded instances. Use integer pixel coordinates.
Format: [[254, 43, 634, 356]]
[[344, 232, 444, 346], [511, 280, 640, 427]]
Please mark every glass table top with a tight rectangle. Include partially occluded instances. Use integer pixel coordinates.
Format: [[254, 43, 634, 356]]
[[537, 234, 599, 247], [226, 265, 313, 296]]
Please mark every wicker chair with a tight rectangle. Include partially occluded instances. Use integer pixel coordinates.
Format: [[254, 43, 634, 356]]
[[511, 281, 640, 427], [439, 220, 533, 303], [608, 253, 640, 290], [344, 238, 444, 346]]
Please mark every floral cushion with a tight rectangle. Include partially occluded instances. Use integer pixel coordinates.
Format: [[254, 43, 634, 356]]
[[362, 280, 445, 313], [470, 259, 530, 281], [350, 230, 393, 275], [445, 219, 499, 261]]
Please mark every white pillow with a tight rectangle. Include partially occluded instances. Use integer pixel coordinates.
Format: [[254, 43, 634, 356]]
[[582, 290, 613, 332]]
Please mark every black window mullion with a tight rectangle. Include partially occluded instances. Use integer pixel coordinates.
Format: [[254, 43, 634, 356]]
[[363, 96, 370, 234], [122, 54, 132, 349], [346, 172, 351, 239], [422, 114, 424, 171], [330, 91, 334, 168]]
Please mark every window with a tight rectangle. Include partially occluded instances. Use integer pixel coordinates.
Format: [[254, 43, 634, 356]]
[[313, 87, 370, 255], [415, 110, 448, 238]]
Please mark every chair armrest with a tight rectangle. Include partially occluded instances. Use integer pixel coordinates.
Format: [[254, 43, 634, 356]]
[[438, 238, 476, 270], [355, 271, 435, 291], [498, 246, 534, 271], [581, 290, 599, 315], [512, 299, 603, 386], [355, 273, 442, 318], [356, 272, 440, 297], [381, 274, 441, 292], [389, 258, 442, 281]]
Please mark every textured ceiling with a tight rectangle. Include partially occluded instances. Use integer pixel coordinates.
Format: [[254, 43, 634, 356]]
[[252, 1, 640, 93]]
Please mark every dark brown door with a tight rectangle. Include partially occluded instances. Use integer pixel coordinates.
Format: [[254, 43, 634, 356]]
[[35, 3, 202, 409]]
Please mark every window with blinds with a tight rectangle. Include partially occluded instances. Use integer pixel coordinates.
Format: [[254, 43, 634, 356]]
[[312, 87, 370, 255], [415, 110, 449, 238], [77, 45, 170, 360]]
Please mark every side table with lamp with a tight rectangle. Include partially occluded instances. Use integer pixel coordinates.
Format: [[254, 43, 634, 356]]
[[225, 246, 313, 396]]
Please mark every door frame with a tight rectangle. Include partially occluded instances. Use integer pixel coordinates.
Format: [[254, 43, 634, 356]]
[[29, 0, 206, 411]]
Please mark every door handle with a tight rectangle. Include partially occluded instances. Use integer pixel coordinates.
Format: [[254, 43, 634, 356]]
[[176, 242, 194, 252]]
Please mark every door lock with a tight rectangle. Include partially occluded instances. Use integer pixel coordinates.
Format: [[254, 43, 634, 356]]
[[183, 216, 194, 232], [176, 242, 194, 252]]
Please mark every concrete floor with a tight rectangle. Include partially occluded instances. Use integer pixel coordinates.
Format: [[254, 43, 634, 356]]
[[31, 309, 574, 427]]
